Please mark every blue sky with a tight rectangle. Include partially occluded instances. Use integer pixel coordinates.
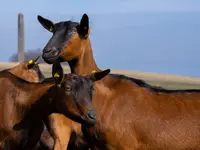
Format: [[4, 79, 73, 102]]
[[1, 0, 200, 14], [0, 0, 200, 77]]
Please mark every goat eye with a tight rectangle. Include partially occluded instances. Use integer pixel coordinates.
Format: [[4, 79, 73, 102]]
[[65, 85, 71, 91]]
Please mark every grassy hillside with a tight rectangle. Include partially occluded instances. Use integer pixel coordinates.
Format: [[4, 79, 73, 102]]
[[1, 62, 200, 90]]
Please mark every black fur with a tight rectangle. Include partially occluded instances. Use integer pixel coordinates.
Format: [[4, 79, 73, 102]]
[[110, 73, 200, 93]]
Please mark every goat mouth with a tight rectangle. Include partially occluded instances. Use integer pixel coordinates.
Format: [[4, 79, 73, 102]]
[[81, 115, 96, 126], [44, 56, 59, 64], [42, 54, 61, 64]]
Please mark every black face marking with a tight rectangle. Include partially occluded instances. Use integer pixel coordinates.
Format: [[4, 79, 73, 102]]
[[42, 21, 79, 59], [65, 75, 93, 105], [60, 75, 95, 126], [39, 14, 90, 64], [58, 74, 96, 125], [54, 21, 78, 46]]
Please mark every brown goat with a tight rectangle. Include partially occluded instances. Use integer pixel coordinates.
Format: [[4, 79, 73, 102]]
[[7, 56, 45, 83], [0, 60, 110, 150], [38, 13, 200, 150], [5, 57, 60, 150], [0, 57, 51, 149]]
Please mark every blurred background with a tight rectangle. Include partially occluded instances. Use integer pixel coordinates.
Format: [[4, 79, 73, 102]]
[[0, 0, 200, 78]]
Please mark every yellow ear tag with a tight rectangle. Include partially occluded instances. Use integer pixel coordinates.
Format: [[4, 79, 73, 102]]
[[28, 60, 34, 65], [54, 73, 60, 78], [49, 26, 53, 32], [91, 70, 97, 74]]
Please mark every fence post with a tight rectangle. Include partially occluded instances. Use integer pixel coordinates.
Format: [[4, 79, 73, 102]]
[[18, 13, 24, 63]]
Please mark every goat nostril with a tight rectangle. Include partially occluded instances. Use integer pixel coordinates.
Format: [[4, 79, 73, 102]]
[[44, 49, 51, 53], [88, 110, 96, 120], [54, 51, 59, 56]]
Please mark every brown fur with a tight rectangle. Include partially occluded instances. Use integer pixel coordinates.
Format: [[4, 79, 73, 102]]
[[7, 61, 45, 83], [0, 60, 51, 149], [0, 60, 109, 150], [0, 71, 54, 149], [39, 14, 200, 150], [82, 76, 200, 150], [44, 39, 99, 150]]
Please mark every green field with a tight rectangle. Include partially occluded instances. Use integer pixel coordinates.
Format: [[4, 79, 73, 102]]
[[1, 62, 200, 90]]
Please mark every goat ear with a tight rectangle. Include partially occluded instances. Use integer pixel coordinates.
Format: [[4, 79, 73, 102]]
[[88, 69, 110, 82], [34, 56, 40, 63], [27, 59, 35, 69], [78, 14, 89, 38], [37, 15, 55, 32], [27, 56, 40, 69], [52, 61, 64, 86]]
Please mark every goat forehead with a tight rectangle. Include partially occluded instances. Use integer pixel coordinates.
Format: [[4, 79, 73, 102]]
[[56, 21, 78, 31], [66, 76, 91, 88], [73, 78, 88, 87]]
